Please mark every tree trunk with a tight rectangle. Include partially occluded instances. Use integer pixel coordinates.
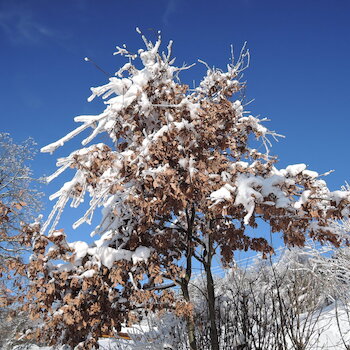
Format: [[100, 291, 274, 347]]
[[180, 204, 197, 350], [181, 283, 197, 350], [204, 235, 220, 350]]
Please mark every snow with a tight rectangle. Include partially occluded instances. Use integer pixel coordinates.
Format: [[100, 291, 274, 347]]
[[78, 269, 96, 279], [231, 161, 248, 170], [56, 262, 75, 273], [232, 100, 243, 116], [188, 156, 197, 180], [68, 241, 89, 264], [330, 190, 350, 205], [286, 163, 307, 176], [41, 122, 97, 154], [131, 246, 151, 265], [64, 245, 153, 269], [178, 157, 188, 169], [294, 190, 311, 209], [210, 184, 235, 204], [87, 246, 133, 269], [141, 164, 170, 178], [233, 173, 292, 224], [48, 230, 66, 238], [305, 303, 350, 348], [303, 169, 319, 178], [208, 161, 349, 226]]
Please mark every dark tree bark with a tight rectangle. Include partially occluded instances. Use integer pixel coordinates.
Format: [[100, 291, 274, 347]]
[[181, 282, 198, 350], [180, 205, 198, 350], [204, 232, 220, 350]]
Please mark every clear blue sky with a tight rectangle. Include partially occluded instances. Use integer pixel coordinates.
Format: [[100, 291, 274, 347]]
[[1, 0, 349, 246]]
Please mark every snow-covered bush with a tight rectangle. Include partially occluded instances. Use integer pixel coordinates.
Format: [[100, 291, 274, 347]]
[[186, 244, 350, 349]]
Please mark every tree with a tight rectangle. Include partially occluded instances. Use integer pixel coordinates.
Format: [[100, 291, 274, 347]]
[[0, 133, 41, 349], [28, 30, 350, 349]]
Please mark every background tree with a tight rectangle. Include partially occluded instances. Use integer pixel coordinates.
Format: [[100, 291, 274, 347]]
[[0, 133, 42, 349], [28, 30, 350, 349]]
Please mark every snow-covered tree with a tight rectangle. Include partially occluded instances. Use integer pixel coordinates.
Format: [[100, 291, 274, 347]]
[[0, 133, 41, 349], [27, 30, 350, 349]]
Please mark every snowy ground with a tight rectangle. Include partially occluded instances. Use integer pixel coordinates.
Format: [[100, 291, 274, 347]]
[[302, 303, 350, 349]]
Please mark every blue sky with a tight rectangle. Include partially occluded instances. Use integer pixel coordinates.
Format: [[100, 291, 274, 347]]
[[1, 0, 350, 250]]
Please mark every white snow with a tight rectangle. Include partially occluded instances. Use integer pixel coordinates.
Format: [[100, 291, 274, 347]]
[[233, 173, 292, 224], [131, 246, 151, 265], [302, 169, 319, 178], [78, 269, 96, 279], [79, 246, 152, 269], [294, 190, 311, 210], [69, 241, 89, 264], [178, 158, 188, 169], [286, 163, 307, 176], [210, 184, 235, 204], [330, 190, 350, 205], [87, 247, 133, 269]]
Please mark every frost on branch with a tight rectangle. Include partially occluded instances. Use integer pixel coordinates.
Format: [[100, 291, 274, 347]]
[[28, 29, 350, 348]]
